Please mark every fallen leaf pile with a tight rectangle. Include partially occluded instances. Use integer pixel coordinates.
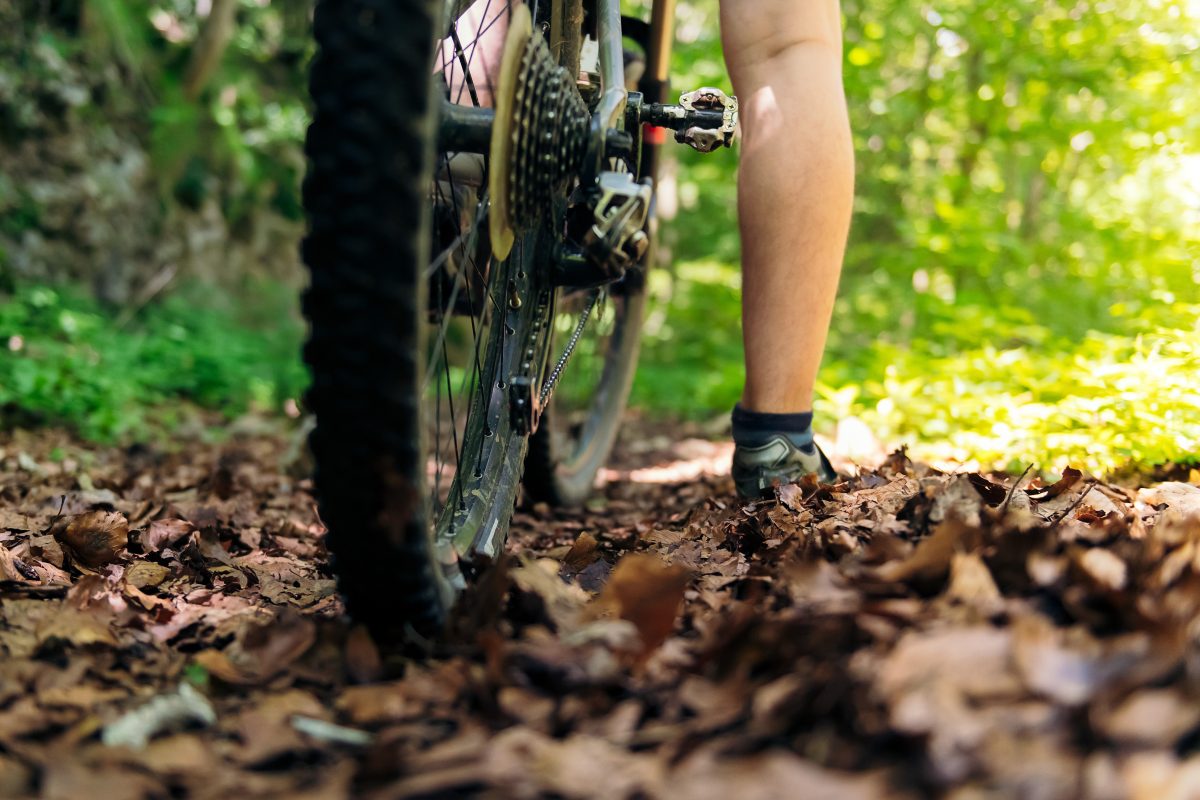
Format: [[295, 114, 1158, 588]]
[[2, 426, 1200, 799]]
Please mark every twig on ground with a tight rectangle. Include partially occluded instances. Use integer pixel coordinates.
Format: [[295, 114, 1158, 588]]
[[1047, 482, 1096, 529], [999, 464, 1035, 518], [115, 263, 179, 330]]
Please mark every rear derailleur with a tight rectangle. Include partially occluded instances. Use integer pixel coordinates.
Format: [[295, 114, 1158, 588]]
[[553, 86, 739, 290]]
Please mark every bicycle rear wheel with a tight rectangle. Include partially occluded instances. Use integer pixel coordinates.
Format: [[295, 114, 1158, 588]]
[[524, 280, 646, 505], [523, 29, 657, 507], [303, 0, 553, 638]]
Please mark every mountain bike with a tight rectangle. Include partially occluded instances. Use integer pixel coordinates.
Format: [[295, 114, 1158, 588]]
[[302, 0, 737, 640]]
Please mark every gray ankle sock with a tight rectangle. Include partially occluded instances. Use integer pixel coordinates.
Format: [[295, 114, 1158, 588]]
[[731, 404, 816, 454]]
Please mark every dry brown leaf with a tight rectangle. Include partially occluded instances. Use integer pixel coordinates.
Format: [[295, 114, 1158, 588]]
[[511, 557, 590, 631], [749, 673, 807, 734], [562, 531, 600, 572], [125, 560, 171, 589], [875, 625, 1021, 783], [967, 473, 1009, 506], [928, 475, 988, 526], [1011, 616, 1144, 706], [1076, 547, 1128, 591], [27, 533, 64, 567], [1138, 482, 1200, 516], [190, 649, 245, 684], [335, 683, 410, 726], [116, 734, 216, 778], [482, 728, 665, 799], [1093, 688, 1200, 748], [35, 605, 118, 650], [678, 675, 746, 730], [193, 610, 315, 685], [0, 544, 30, 582], [874, 517, 974, 584], [876, 626, 1021, 717], [344, 624, 382, 684], [783, 559, 860, 610], [39, 683, 127, 709], [943, 551, 1003, 613], [234, 689, 327, 766], [1030, 467, 1084, 501], [1120, 752, 1200, 800], [668, 749, 896, 800], [57, 510, 129, 567], [1027, 551, 1067, 587], [497, 686, 557, 730], [143, 518, 194, 553], [0, 754, 33, 798], [40, 760, 161, 800], [591, 552, 690, 656], [777, 482, 807, 513]]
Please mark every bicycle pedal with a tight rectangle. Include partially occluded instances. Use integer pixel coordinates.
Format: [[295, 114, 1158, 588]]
[[639, 87, 738, 153], [677, 88, 738, 152]]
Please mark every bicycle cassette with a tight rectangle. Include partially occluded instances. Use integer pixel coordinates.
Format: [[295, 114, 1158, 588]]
[[488, 4, 591, 260]]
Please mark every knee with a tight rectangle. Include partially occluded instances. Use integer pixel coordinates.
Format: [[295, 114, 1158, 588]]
[[720, 0, 843, 72]]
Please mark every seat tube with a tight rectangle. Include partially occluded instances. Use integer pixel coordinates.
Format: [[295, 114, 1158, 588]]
[[646, 0, 677, 104], [641, 0, 676, 181]]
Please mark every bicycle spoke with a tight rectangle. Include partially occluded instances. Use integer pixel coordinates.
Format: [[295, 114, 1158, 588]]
[[441, 332, 463, 510], [449, 25, 482, 108], [451, 0, 507, 107], [423, 279, 467, 391], [432, 278, 445, 510], [429, 166, 486, 517]]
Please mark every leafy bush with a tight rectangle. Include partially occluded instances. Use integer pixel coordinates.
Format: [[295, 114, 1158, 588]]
[[0, 282, 305, 441], [820, 308, 1200, 475], [635, 258, 1199, 474]]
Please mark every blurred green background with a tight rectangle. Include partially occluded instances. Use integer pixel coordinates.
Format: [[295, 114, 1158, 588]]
[[1, 0, 1197, 474]]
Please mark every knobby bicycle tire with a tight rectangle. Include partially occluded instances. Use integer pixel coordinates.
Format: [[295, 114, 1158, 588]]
[[303, 0, 555, 639]]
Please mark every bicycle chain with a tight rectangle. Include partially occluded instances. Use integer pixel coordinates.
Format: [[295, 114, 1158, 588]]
[[538, 290, 599, 406]]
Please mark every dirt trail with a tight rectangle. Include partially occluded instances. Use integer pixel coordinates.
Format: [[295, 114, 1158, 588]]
[[2, 424, 1200, 799]]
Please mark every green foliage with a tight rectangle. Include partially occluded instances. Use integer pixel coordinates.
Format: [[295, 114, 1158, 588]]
[[0, 186, 41, 240], [635, 259, 1200, 474], [79, 0, 312, 220], [632, 260, 744, 414], [0, 283, 306, 441], [818, 306, 1200, 475]]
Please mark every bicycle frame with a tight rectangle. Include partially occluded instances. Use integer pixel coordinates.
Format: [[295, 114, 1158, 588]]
[[586, 0, 677, 185]]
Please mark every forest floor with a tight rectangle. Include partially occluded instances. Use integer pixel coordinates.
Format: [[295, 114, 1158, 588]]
[[2, 422, 1200, 799]]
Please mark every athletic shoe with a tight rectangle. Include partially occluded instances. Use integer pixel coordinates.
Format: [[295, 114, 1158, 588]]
[[731, 436, 837, 499]]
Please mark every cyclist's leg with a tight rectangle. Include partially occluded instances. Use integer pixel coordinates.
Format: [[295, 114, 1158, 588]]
[[719, 0, 853, 414]]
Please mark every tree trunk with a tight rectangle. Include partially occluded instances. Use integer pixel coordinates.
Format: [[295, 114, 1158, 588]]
[[183, 0, 237, 101], [954, 46, 987, 206]]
